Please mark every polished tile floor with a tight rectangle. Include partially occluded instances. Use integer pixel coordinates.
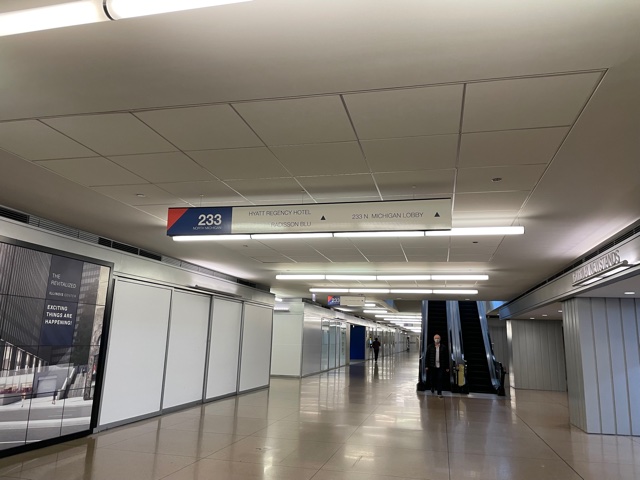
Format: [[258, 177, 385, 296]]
[[1, 352, 639, 480]]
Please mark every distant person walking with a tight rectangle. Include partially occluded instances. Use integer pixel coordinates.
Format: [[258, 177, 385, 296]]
[[372, 337, 381, 362], [425, 334, 449, 398], [52, 389, 58, 405]]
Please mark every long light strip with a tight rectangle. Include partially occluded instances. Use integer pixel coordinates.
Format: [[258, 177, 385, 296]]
[[424, 226, 524, 236], [350, 288, 390, 294], [276, 274, 325, 280], [105, 0, 252, 20], [377, 275, 432, 281], [277, 273, 489, 281], [252, 233, 332, 240], [0, 1, 108, 36], [173, 234, 251, 241], [432, 289, 478, 294], [172, 226, 524, 241], [430, 274, 489, 281], [390, 289, 433, 294], [334, 231, 425, 238], [326, 275, 377, 281], [309, 288, 349, 293]]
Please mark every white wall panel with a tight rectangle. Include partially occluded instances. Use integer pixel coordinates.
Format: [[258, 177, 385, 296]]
[[163, 291, 210, 409], [239, 304, 273, 392], [564, 297, 640, 435], [270, 312, 303, 376], [206, 298, 243, 399], [99, 280, 171, 426], [301, 310, 323, 376], [508, 319, 566, 391]]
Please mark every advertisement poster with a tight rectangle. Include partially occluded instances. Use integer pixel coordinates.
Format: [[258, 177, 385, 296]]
[[0, 242, 110, 451]]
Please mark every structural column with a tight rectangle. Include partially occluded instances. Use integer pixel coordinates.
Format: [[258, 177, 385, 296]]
[[563, 297, 640, 435]]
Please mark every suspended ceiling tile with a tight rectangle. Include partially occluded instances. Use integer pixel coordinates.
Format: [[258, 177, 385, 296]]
[[364, 255, 408, 262], [459, 127, 569, 167], [0, 120, 96, 161], [134, 203, 191, 222], [374, 169, 455, 197], [303, 237, 355, 248], [404, 247, 449, 261], [297, 174, 378, 197], [324, 255, 368, 262], [251, 255, 294, 263], [189, 147, 289, 180], [233, 96, 355, 146], [271, 142, 368, 176], [400, 237, 450, 248], [456, 165, 546, 193], [254, 240, 318, 252], [454, 191, 529, 212], [135, 105, 263, 150], [92, 184, 181, 206], [449, 246, 498, 255], [448, 253, 494, 262], [224, 177, 307, 202], [35, 157, 146, 187], [462, 72, 602, 132], [287, 255, 332, 263], [344, 84, 463, 139], [110, 152, 214, 184], [450, 235, 503, 247], [315, 196, 381, 203], [405, 254, 449, 262], [361, 135, 458, 172], [43, 113, 177, 156], [356, 246, 405, 255], [451, 210, 520, 227], [155, 180, 244, 204]]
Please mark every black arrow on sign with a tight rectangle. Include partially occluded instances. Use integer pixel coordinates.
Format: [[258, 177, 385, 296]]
[[321, 216, 326, 220], [434, 212, 441, 218]]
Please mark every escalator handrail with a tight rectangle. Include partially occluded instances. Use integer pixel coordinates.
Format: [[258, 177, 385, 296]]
[[476, 302, 501, 390]]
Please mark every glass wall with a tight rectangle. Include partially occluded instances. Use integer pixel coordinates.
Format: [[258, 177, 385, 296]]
[[0, 242, 110, 451]]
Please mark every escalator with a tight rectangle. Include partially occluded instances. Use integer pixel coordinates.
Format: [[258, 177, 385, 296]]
[[458, 301, 495, 394]]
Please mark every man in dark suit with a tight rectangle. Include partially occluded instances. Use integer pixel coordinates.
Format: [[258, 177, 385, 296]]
[[425, 334, 449, 398]]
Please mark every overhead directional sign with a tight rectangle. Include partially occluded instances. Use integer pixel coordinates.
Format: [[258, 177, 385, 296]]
[[167, 199, 452, 237]]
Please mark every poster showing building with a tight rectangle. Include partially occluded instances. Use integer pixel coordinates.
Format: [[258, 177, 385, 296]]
[[0, 242, 111, 451]]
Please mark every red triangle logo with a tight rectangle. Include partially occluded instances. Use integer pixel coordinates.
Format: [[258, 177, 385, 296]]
[[167, 208, 188, 230]]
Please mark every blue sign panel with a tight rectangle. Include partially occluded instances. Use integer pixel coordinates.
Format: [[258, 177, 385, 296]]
[[327, 296, 340, 306], [40, 299, 78, 346], [167, 207, 233, 236]]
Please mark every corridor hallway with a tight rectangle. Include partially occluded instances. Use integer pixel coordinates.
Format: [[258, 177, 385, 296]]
[[1, 353, 638, 480]]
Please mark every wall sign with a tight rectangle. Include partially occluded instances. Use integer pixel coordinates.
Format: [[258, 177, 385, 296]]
[[572, 250, 625, 285], [167, 199, 452, 237]]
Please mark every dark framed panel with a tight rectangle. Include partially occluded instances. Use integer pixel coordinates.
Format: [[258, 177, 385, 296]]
[[0, 234, 114, 458]]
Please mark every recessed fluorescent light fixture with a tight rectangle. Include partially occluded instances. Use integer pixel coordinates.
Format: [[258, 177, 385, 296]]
[[0, 1, 108, 36], [274, 297, 283, 302], [276, 274, 325, 280], [424, 227, 524, 236], [432, 289, 478, 294], [274, 307, 290, 312], [580, 277, 603, 286], [365, 303, 377, 307], [431, 275, 489, 281], [334, 231, 424, 238], [601, 264, 631, 277], [349, 288, 390, 294], [326, 275, 377, 281], [390, 289, 433, 294], [364, 309, 388, 313], [309, 288, 349, 293], [173, 234, 251, 241], [624, 291, 636, 295], [376, 275, 432, 281], [105, 0, 251, 20], [251, 233, 332, 240]]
